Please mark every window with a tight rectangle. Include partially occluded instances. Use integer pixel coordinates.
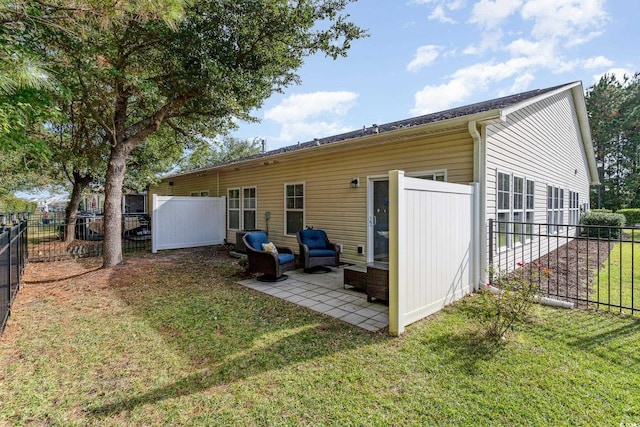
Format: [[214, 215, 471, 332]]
[[285, 183, 304, 236], [568, 191, 580, 225], [412, 170, 446, 181], [228, 188, 240, 230], [190, 190, 209, 197], [525, 180, 535, 237], [227, 187, 257, 230], [497, 172, 511, 249], [497, 171, 534, 250], [243, 187, 257, 230], [547, 185, 564, 234]]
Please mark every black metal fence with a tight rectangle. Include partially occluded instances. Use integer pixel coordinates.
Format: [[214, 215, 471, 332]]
[[21, 211, 151, 262], [1, 219, 27, 334], [489, 219, 639, 315]]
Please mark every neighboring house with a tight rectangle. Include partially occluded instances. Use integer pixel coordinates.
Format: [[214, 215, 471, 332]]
[[150, 81, 598, 285]]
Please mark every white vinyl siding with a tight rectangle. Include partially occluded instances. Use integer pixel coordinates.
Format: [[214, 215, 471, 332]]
[[486, 91, 591, 224]]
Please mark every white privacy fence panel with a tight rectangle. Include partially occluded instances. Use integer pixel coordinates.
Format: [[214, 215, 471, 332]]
[[389, 171, 478, 335], [152, 195, 226, 253]]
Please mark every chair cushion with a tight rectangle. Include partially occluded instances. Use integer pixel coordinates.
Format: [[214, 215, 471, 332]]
[[278, 253, 295, 265], [245, 232, 268, 251], [309, 249, 336, 258], [300, 229, 328, 250], [262, 242, 278, 254]]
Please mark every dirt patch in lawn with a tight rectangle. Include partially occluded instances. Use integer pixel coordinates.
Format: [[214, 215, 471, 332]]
[[2, 246, 245, 345]]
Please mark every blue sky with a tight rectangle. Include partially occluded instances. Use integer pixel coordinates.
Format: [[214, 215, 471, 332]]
[[232, 0, 639, 151]]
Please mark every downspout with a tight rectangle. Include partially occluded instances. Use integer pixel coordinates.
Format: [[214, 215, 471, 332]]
[[217, 171, 220, 197], [468, 120, 486, 290]]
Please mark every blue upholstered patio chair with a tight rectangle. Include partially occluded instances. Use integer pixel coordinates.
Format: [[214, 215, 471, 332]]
[[296, 228, 340, 272], [242, 231, 296, 282]]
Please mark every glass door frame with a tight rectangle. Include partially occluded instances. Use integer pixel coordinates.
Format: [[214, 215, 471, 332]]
[[367, 175, 390, 264]]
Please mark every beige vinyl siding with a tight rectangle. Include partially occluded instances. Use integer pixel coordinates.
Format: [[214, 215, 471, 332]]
[[151, 128, 474, 263]]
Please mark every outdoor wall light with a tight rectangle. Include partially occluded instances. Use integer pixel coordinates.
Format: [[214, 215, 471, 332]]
[[350, 178, 360, 188]]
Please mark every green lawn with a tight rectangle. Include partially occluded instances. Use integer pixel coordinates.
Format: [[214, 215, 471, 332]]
[[1, 250, 639, 426], [594, 230, 640, 314]]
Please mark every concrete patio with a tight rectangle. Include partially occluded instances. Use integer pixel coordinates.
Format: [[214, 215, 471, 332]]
[[236, 265, 389, 332]]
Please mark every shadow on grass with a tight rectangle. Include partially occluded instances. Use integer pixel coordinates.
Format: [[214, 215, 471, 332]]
[[88, 249, 389, 417], [88, 322, 373, 417], [530, 309, 640, 367]]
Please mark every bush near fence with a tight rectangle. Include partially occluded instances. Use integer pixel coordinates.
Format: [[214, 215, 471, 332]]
[[580, 212, 626, 238], [616, 208, 640, 227]]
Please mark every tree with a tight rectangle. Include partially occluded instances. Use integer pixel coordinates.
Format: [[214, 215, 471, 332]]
[[586, 73, 640, 210], [178, 136, 263, 172], [21, 0, 366, 267], [0, 0, 58, 157]]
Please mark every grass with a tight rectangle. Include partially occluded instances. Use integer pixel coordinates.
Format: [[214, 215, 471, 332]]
[[594, 230, 640, 314], [1, 250, 640, 426]]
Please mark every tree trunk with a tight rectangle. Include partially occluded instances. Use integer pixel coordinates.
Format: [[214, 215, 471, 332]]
[[102, 145, 129, 267], [64, 172, 91, 243]]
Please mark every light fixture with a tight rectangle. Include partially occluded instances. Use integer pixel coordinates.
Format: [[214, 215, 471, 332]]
[[350, 178, 360, 188]]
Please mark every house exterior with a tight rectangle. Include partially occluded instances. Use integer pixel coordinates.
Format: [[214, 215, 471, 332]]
[[150, 81, 598, 287]]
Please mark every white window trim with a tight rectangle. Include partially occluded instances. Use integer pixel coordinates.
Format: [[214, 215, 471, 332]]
[[496, 170, 535, 251], [284, 182, 305, 237], [547, 184, 565, 234], [568, 191, 580, 225], [190, 190, 209, 197], [227, 186, 257, 231], [242, 186, 257, 230], [227, 188, 241, 231], [408, 169, 447, 181]]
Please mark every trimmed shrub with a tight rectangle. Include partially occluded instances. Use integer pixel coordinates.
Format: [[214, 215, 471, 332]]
[[616, 208, 640, 226], [580, 211, 626, 238], [590, 208, 613, 213]]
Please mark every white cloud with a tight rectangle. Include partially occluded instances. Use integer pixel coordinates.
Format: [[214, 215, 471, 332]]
[[412, 79, 472, 115], [407, 45, 442, 72], [411, 57, 541, 115], [412, 0, 610, 115], [447, 0, 465, 11], [264, 91, 358, 144], [521, 0, 608, 43], [429, 5, 456, 23], [593, 68, 634, 85], [470, 0, 523, 29], [265, 91, 357, 123], [501, 73, 535, 95], [583, 56, 614, 69]]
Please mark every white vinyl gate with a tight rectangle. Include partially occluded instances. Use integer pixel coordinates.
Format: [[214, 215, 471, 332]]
[[388, 171, 479, 335], [151, 195, 226, 253]]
